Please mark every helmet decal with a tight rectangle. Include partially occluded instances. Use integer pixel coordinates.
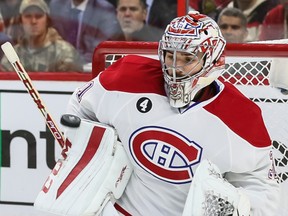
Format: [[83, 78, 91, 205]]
[[167, 16, 204, 38]]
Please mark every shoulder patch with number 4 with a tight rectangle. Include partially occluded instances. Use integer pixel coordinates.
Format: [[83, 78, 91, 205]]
[[136, 97, 152, 113]]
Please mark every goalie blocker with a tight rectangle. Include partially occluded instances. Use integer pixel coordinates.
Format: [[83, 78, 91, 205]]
[[34, 114, 133, 216]]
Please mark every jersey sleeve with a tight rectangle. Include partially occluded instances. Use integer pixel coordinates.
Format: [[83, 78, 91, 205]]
[[224, 147, 280, 216], [66, 77, 102, 121], [204, 82, 280, 215]]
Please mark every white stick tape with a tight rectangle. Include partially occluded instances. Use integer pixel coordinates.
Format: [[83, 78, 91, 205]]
[[1, 42, 20, 63]]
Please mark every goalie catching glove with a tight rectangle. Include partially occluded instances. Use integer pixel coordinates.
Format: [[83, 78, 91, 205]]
[[34, 114, 133, 216], [182, 160, 251, 216]]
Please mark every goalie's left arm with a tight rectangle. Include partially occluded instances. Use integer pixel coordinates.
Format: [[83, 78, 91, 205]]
[[224, 148, 280, 216]]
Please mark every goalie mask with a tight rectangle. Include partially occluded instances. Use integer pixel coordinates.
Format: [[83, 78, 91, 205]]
[[158, 11, 226, 108]]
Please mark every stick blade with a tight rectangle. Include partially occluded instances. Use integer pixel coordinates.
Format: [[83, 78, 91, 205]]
[[1, 42, 20, 63]]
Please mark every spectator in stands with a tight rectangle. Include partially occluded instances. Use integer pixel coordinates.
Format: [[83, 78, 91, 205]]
[[259, 0, 288, 40], [147, 0, 177, 31], [0, 0, 22, 31], [227, 0, 277, 41], [189, 0, 232, 21], [0, 0, 83, 72], [201, 0, 219, 20], [0, 0, 22, 43], [49, 0, 119, 64], [0, 12, 12, 60], [218, 7, 265, 76], [110, 0, 163, 41], [217, 7, 248, 43], [107, 0, 177, 31]]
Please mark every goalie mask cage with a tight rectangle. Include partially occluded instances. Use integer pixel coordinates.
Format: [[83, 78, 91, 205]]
[[92, 41, 288, 215]]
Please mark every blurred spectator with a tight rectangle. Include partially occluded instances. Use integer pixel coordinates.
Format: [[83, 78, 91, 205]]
[[227, 0, 277, 41], [218, 7, 268, 77], [49, 0, 119, 64], [1, 0, 83, 72], [189, 0, 232, 20], [201, 0, 219, 20], [0, 0, 22, 43], [147, 0, 177, 31], [0, 0, 22, 30], [217, 7, 248, 43], [259, 0, 288, 40], [110, 0, 163, 41], [107, 0, 177, 31], [0, 12, 13, 60]]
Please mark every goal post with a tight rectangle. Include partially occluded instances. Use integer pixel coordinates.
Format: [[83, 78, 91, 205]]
[[92, 41, 288, 215]]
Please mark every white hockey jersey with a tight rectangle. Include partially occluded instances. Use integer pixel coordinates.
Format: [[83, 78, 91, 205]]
[[67, 55, 279, 216]]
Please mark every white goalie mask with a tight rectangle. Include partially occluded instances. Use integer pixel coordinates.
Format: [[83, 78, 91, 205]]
[[158, 11, 226, 108]]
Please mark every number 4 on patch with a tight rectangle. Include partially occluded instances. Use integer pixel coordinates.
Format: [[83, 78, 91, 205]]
[[136, 97, 152, 113]]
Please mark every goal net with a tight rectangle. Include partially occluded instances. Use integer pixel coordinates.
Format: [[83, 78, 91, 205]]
[[92, 41, 288, 215]]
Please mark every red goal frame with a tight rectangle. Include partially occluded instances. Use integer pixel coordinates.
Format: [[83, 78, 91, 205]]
[[92, 41, 288, 79]]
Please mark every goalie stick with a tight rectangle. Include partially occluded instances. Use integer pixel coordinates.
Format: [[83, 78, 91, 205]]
[[1, 42, 133, 216], [1, 42, 69, 158]]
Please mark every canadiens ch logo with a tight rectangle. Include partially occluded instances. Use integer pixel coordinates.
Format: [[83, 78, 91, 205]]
[[129, 126, 202, 184]]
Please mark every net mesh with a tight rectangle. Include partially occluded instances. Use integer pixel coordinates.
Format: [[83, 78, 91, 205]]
[[222, 60, 270, 86]]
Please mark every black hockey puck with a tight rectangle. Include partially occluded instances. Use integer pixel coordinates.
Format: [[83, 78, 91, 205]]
[[60, 114, 81, 127], [280, 88, 288, 95]]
